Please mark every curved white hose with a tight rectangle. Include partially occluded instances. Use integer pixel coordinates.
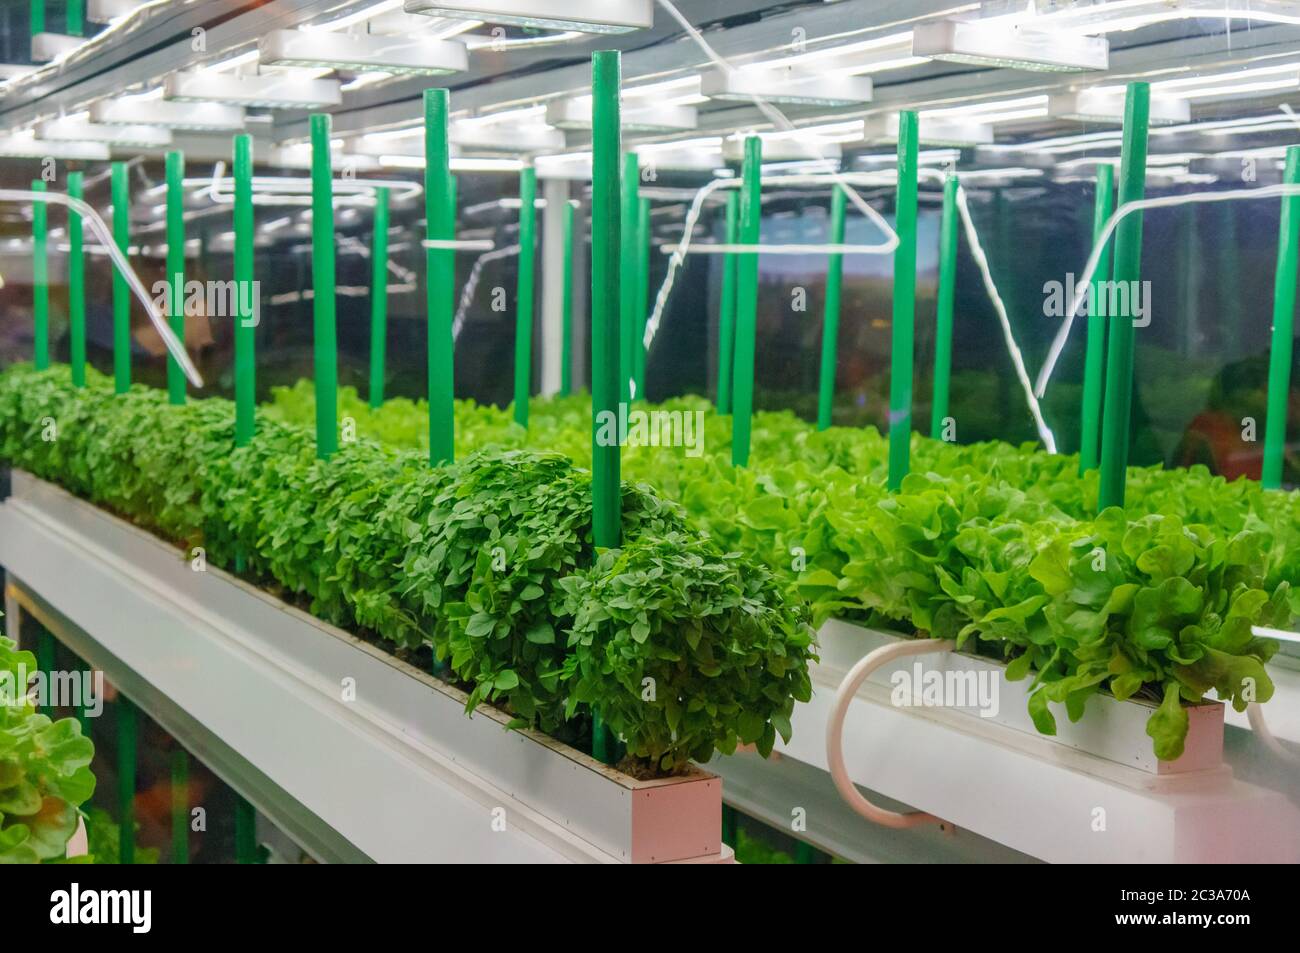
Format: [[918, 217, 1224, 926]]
[[1035, 182, 1300, 398], [1247, 702, 1300, 766], [825, 637, 954, 829], [454, 243, 520, 340], [950, 180, 1059, 454], [0, 189, 203, 387]]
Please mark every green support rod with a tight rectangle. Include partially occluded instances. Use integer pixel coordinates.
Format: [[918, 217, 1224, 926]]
[[929, 175, 959, 440], [1097, 83, 1150, 511], [590, 51, 623, 764], [171, 748, 188, 864], [30, 0, 43, 36], [591, 51, 622, 550], [235, 796, 257, 864], [619, 151, 639, 404], [67, 0, 83, 35], [731, 136, 762, 468], [165, 151, 187, 405], [67, 172, 85, 387], [76, 668, 92, 740], [426, 88, 456, 466], [111, 162, 130, 394], [310, 114, 339, 459], [35, 628, 54, 718], [514, 166, 537, 427], [818, 184, 847, 431], [234, 136, 255, 444], [369, 186, 389, 409], [31, 179, 49, 370], [888, 112, 919, 492], [560, 200, 574, 396], [1263, 144, 1300, 490], [118, 697, 136, 865], [1079, 163, 1115, 473], [717, 190, 739, 414], [633, 195, 650, 396]]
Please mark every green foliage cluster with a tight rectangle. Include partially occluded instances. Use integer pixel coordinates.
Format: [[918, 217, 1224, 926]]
[[0, 366, 814, 774], [267, 382, 1299, 760], [0, 637, 96, 863]]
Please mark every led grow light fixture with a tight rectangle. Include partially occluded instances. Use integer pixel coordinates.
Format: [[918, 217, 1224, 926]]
[[1049, 89, 1189, 125], [258, 29, 468, 77], [861, 113, 991, 147], [545, 98, 697, 133], [36, 117, 172, 148], [164, 71, 342, 109], [403, 0, 652, 34], [702, 68, 873, 107], [449, 120, 564, 153], [30, 32, 81, 63], [912, 19, 1109, 72], [0, 133, 109, 161], [90, 98, 247, 131]]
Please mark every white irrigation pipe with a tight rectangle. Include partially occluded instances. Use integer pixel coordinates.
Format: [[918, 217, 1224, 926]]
[[422, 238, 496, 251], [946, 176, 1059, 454], [642, 167, 1059, 453], [201, 163, 422, 207], [825, 637, 954, 829], [0, 189, 203, 388], [1035, 182, 1300, 399], [454, 244, 520, 340]]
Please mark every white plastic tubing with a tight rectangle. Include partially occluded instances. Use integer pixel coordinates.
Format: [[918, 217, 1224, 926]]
[[824, 637, 955, 829], [643, 167, 1060, 454], [0, 188, 203, 387], [1035, 181, 1300, 398]]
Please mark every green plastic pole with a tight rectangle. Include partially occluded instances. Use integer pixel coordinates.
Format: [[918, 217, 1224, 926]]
[[111, 162, 130, 394], [1098, 83, 1150, 511], [619, 152, 639, 405], [1262, 144, 1300, 490], [165, 151, 187, 405], [426, 89, 456, 466], [591, 51, 623, 766], [235, 796, 257, 864], [31, 180, 48, 370], [560, 200, 574, 396], [310, 114, 338, 459], [888, 111, 919, 492], [717, 191, 739, 414], [720, 804, 737, 848], [929, 175, 959, 440], [514, 166, 537, 426], [67, 0, 83, 35], [818, 184, 847, 431], [67, 172, 85, 387], [731, 137, 762, 468], [75, 668, 92, 739], [171, 748, 188, 864], [118, 697, 136, 864], [368, 186, 389, 409], [35, 627, 54, 718], [1079, 164, 1115, 473], [234, 135, 255, 445], [30, 0, 43, 36], [633, 195, 650, 396]]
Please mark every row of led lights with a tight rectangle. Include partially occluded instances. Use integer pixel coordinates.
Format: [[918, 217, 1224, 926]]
[[4, 0, 1300, 175]]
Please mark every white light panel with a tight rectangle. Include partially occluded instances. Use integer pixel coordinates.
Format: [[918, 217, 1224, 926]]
[[36, 117, 173, 148], [545, 98, 697, 133], [258, 29, 468, 76], [912, 19, 1109, 72], [1048, 90, 1190, 125], [91, 98, 247, 131], [403, 0, 653, 34], [702, 68, 873, 107], [164, 71, 342, 109], [861, 113, 992, 147]]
